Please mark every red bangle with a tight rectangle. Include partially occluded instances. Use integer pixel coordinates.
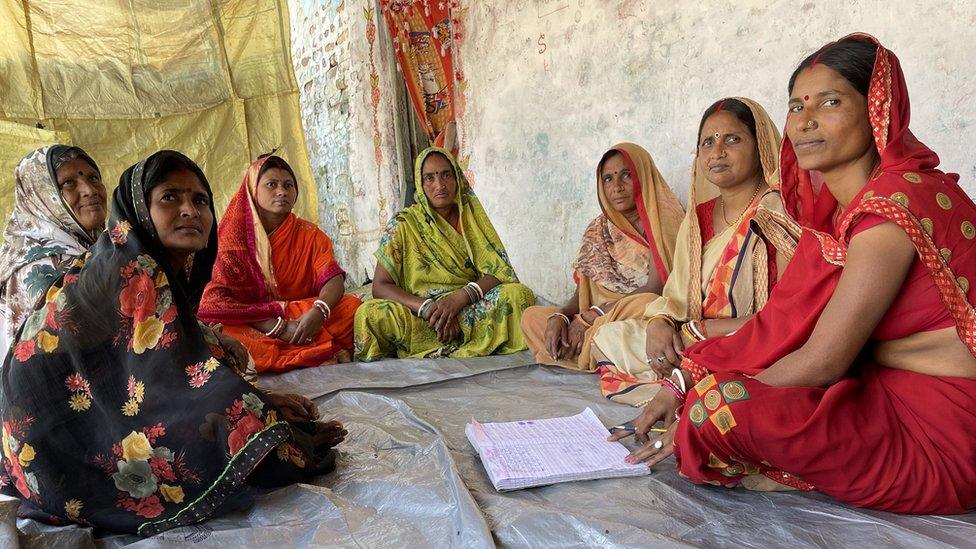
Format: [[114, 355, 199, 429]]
[[660, 377, 686, 402]]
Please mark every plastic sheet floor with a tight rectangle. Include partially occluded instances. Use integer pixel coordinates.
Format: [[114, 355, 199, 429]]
[[6, 352, 976, 548]]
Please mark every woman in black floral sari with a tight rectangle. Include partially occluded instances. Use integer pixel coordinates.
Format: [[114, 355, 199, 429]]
[[0, 150, 345, 536]]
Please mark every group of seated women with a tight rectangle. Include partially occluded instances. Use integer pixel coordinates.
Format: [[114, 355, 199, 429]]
[[0, 32, 973, 536]]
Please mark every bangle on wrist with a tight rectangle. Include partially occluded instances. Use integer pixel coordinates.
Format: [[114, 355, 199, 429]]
[[465, 281, 484, 302], [417, 298, 435, 320], [660, 376, 686, 402], [646, 313, 676, 330], [684, 320, 706, 342], [589, 305, 605, 317], [670, 367, 688, 393], [461, 284, 479, 304], [696, 319, 709, 339], [313, 299, 331, 320], [547, 312, 571, 326], [265, 316, 285, 337]]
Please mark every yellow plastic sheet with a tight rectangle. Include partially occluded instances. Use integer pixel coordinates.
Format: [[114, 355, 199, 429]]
[[0, 0, 317, 234]]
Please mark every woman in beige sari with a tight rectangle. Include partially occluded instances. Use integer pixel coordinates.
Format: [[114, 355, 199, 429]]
[[521, 143, 684, 371], [592, 98, 799, 406]]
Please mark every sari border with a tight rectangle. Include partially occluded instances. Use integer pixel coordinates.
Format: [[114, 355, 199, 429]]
[[841, 196, 976, 357], [617, 149, 669, 284], [136, 422, 291, 537], [315, 262, 346, 290]]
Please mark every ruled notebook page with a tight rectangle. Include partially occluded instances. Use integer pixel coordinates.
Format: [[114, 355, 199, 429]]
[[466, 408, 650, 491]]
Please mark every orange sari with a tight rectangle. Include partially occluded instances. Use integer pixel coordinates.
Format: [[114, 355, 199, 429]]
[[198, 158, 360, 373]]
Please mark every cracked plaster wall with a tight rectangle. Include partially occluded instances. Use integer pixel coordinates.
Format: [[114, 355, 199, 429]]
[[291, 0, 976, 303]]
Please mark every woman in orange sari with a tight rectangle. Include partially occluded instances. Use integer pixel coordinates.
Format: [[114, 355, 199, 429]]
[[199, 156, 360, 373], [612, 35, 976, 514]]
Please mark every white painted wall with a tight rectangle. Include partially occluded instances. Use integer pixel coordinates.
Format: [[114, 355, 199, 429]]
[[292, 0, 976, 304], [458, 0, 976, 303]]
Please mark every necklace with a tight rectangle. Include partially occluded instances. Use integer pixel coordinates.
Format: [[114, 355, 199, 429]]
[[719, 183, 762, 228]]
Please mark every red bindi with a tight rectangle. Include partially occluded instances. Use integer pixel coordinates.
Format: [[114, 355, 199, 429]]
[[803, 95, 810, 101]]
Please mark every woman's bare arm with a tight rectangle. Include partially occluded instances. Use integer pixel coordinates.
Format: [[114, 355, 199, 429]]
[[371, 262, 425, 313], [756, 221, 916, 387]]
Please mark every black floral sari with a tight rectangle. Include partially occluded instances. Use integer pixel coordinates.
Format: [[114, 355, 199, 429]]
[[0, 151, 332, 536]]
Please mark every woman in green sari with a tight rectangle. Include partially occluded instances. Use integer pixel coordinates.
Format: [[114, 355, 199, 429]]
[[354, 147, 535, 361]]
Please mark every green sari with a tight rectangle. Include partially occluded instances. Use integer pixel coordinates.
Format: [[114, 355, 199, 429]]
[[354, 147, 534, 361]]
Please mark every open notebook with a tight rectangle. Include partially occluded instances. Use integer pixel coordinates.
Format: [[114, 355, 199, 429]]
[[465, 408, 650, 491]]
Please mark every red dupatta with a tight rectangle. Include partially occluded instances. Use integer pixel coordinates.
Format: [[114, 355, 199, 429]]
[[198, 158, 285, 325], [681, 33, 976, 382]]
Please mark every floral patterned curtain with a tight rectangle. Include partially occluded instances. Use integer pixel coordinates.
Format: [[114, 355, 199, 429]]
[[380, 0, 457, 147]]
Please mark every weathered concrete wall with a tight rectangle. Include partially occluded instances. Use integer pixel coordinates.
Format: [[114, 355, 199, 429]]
[[292, 0, 976, 303], [458, 0, 976, 303], [290, 0, 403, 284]]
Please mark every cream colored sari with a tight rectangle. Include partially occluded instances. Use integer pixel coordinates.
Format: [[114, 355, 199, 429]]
[[592, 98, 800, 406]]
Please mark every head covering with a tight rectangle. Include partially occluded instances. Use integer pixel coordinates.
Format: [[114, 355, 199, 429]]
[[673, 36, 976, 510], [0, 146, 100, 294], [685, 98, 789, 319], [638, 98, 796, 326], [113, 150, 218, 314], [197, 155, 347, 339], [0, 151, 314, 536], [376, 147, 518, 296], [682, 33, 976, 383], [197, 156, 290, 325], [572, 143, 684, 299]]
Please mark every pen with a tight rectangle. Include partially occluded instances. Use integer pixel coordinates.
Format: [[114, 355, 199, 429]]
[[609, 421, 668, 434]]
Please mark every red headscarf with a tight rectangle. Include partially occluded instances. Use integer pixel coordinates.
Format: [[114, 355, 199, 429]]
[[197, 158, 285, 325], [682, 33, 976, 381]]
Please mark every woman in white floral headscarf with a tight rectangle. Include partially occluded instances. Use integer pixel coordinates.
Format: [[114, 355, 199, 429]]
[[0, 145, 107, 353]]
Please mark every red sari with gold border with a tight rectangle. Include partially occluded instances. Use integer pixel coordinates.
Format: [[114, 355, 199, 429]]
[[672, 34, 976, 514]]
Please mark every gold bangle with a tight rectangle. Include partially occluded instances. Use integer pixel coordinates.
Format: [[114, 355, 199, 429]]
[[646, 314, 676, 330]]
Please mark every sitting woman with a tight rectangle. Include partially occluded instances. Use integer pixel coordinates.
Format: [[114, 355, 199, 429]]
[[355, 147, 535, 361], [614, 35, 976, 514], [592, 98, 798, 406], [521, 143, 684, 371], [198, 155, 361, 374], [0, 151, 345, 535], [0, 145, 107, 353]]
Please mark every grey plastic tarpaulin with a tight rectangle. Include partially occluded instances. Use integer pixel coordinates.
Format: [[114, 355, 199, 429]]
[[6, 352, 976, 547]]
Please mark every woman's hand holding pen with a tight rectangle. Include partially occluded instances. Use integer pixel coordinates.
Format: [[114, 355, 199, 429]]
[[608, 387, 681, 466]]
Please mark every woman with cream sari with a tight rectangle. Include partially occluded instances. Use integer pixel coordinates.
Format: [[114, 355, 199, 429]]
[[592, 98, 799, 406], [521, 143, 684, 371]]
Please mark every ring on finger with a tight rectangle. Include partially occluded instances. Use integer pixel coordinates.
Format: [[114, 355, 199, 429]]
[[657, 355, 666, 363], [653, 440, 663, 450]]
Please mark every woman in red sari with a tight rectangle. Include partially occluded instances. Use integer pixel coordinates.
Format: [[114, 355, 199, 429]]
[[198, 156, 360, 373], [612, 34, 976, 514]]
